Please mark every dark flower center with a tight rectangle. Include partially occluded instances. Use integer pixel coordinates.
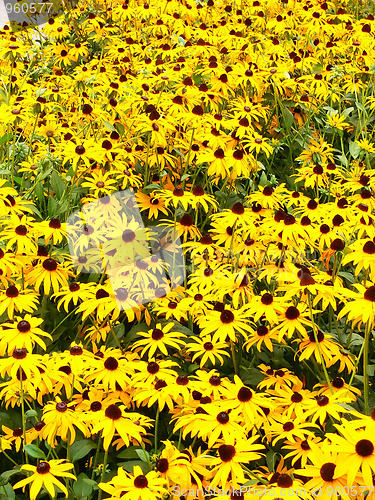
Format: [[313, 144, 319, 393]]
[[15, 225, 27, 235], [122, 229, 136, 242], [152, 328, 164, 340], [134, 475, 148, 488], [261, 293, 273, 305], [330, 238, 345, 251], [232, 202, 245, 215], [285, 306, 299, 320], [90, 401, 102, 412], [216, 411, 229, 424], [301, 440, 310, 450], [155, 380, 167, 390], [70, 346, 83, 356], [320, 462, 336, 482], [317, 395, 329, 406], [34, 421, 45, 431], [277, 474, 293, 488], [364, 241, 375, 254], [116, 288, 128, 301], [218, 444, 236, 462], [364, 286, 375, 302], [6, 285, 19, 298], [156, 458, 169, 473], [105, 404, 122, 420], [291, 392, 303, 403], [75, 145, 85, 155], [49, 218, 61, 229], [69, 283, 80, 292], [59, 365, 71, 375], [257, 325, 268, 336], [43, 258, 58, 271], [209, 375, 221, 386], [36, 462, 51, 474], [192, 185, 205, 196], [308, 330, 325, 342], [220, 310, 234, 323], [17, 320, 30, 332], [13, 348, 27, 359], [96, 289, 109, 299], [147, 362, 159, 374], [237, 385, 252, 402], [56, 402, 68, 412], [283, 422, 294, 431], [104, 357, 119, 370], [176, 375, 189, 385], [356, 439, 374, 457], [180, 214, 194, 226], [203, 342, 214, 351], [332, 377, 344, 388]]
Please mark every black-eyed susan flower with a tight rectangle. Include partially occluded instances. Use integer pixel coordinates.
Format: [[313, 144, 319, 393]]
[[13, 459, 76, 500], [329, 426, 375, 486], [0, 285, 39, 318], [42, 397, 89, 446], [303, 390, 352, 424], [132, 323, 186, 359], [295, 441, 351, 500], [25, 258, 73, 295], [85, 350, 134, 392], [98, 465, 168, 500], [197, 305, 252, 343], [210, 437, 265, 488], [185, 335, 230, 368], [0, 315, 52, 354], [296, 330, 342, 366], [91, 404, 148, 450]]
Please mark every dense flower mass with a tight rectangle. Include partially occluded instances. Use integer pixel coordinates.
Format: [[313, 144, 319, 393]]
[[0, 0, 375, 498]]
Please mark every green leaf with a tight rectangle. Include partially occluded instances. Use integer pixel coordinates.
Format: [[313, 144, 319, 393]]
[[47, 195, 57, 218], [239, 367, 266, 387], [118, 460, 150, 474], [103, 121, 116, 132], [34, 180, 44, 205], [349, 141, 361, 159], [0, 469, 22, 487], [50, 170, 65, 198], [25, 409, 38, 419], [24, 444, 46, 459], [172, 323, 194, 336], [70, 439, 97, 462], [282, 106, 294, 131], [0, 482, 15, 499], [0, 134, 13, 147], [125, 323, 148, 344], [135, 448, 150, 463], [188, 363, 200, 374], [73, 473, 98, 497], [115, 122, 125, 136], [117, 446, 140, 459]]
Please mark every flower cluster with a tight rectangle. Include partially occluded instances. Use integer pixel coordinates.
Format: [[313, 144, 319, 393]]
[[0, 0, 375, 498]]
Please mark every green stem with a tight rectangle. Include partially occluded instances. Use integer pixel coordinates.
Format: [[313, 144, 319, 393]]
[[20, 377, 28, 464], [154, 406, 160, 452], [90, 433, 103, 481], [364, 321, 372, 415], [2, 449, 18, 467], [98, 447, 109, 500], [230, 340, 239, 376], [307, 292, 333, 394]]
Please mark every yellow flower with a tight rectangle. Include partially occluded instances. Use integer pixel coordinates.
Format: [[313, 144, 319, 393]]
[[14, 459, 76, 500]]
